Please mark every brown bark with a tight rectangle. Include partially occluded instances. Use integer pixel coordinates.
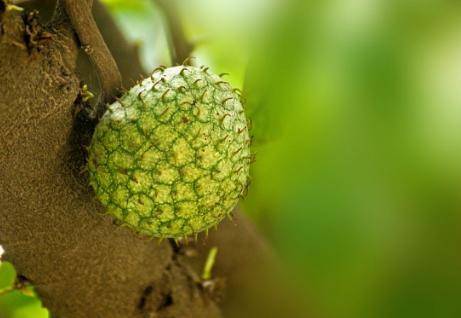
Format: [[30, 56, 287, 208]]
[[18, 0, 146, 86], [0, 3, 285, 318], [91, 0, 146, 86], [59, 0, 121, 104], [0, 4, 219, 318]]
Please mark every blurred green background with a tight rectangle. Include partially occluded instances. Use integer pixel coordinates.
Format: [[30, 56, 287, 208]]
[[2, 0, 461, 317]]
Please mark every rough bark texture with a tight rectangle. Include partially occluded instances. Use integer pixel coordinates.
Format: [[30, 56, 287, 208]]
[[60, 0, 121, 104], [19, 0, 146, 87], [0, 3, 286, 318], [0, 5, 219, 318]]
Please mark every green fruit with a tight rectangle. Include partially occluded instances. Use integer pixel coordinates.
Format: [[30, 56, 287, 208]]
[[88, 66, 251, 238]]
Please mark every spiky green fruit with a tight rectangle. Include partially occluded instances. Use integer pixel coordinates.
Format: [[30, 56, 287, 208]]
[[88, 66, 251, 238]]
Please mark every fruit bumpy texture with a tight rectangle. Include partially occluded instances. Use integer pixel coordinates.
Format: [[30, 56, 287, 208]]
[[88, 66, 251, 238]]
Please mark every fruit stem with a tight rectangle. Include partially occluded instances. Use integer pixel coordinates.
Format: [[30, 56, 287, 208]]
[[202, 247, 218, 281]]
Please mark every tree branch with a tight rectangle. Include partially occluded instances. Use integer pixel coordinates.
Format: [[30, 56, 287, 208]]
[[92, 0, 146, 86], [0, 6, 220, 317], [1, 3, 301, 318], [19, 0, 145, 87], [61, 0, 121, 103], [154, 0, 194, 65]]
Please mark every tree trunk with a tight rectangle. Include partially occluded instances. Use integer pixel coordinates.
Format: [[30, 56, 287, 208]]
[[0, 2, 284, 318]]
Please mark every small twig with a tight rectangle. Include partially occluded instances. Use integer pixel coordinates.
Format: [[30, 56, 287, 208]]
[[61, 0, 121, 104], [154, 0, 194, 65]]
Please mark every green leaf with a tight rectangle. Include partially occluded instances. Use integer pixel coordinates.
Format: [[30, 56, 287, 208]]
[[0, 262, 16, 292]]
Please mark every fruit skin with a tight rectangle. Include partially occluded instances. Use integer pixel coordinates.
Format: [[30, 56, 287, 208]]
[[88, 66, 251, 238]]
